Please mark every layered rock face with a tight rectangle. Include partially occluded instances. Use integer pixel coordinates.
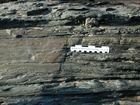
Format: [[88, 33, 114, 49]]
[[0, 0, 140, 105]]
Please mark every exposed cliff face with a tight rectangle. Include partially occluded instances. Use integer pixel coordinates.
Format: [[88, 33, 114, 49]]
[[0, 0, 140, 105]]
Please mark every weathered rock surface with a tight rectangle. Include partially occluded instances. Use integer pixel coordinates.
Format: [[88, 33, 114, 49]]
[[0, 0, 140, 105]]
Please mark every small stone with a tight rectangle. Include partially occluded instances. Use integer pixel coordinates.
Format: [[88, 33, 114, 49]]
[[85, 17, 99, 28], [113, 101, 120, 105]]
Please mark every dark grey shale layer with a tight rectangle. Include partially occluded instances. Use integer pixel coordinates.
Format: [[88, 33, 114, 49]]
[[0, 0, 140, 105]]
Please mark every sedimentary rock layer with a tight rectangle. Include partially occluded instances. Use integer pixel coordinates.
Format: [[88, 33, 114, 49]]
[[0, 0, 140, 105]]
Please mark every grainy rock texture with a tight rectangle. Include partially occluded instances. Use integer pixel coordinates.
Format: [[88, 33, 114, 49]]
[[0, 0, 140, 105]]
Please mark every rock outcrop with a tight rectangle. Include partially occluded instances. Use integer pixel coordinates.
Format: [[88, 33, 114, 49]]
[[0, 0, 140, 105]]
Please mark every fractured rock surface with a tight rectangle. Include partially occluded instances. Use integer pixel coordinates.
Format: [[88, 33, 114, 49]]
[[0, 0, 140, 105]]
